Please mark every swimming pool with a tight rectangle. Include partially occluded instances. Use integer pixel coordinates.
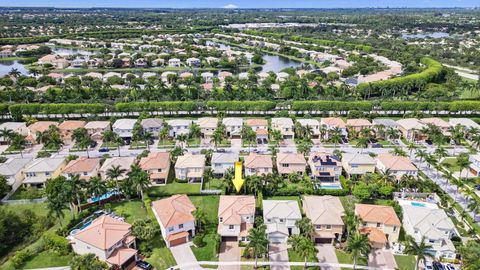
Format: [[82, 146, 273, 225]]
[[411, 202, 427, 207], [88, 190, 121, 203], [319, 184, 343, 190]]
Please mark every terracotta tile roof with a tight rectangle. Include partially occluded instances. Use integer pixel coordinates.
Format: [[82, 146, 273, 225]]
[[396, 118, 425, 130], [346, 119, 372, 127], [58, 120, 86, 131], [63, 157, 100, 174], [218, 195, 255, 225], [359, 227, 387, 245], [303, 196, 344, 226], [28, 121, 58, 133], [175, 153, 205, 169], [74, 215, 132, 250], [377, 153, 417, 172], [256, 128, 268, 136], [420, 118, 450, 129], [355, 204, 401, 226], [246, 119, 268, 127], [152, 194, 196, 227], [139, 152, 170, 171], [276, 153, 307, 174], [197, 117, 218, 128], [106, 247, 137, 266], [85, 121, 110, 130], [166, 231, 189, 241], [244, 153, 272, 169], [321, 117, 346, 128]]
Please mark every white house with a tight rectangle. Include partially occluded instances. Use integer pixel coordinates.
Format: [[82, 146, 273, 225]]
[[211, 152, 238, 176], [168, 58, 181, 67], [263, 200, 302, 243], [186, 57, 201, 67], [112, 119, 137, 140], [167, 119, 192, 138], [271, 118, 295, 140], [0, 157, 32, 190], [222, 118, 243, 138]]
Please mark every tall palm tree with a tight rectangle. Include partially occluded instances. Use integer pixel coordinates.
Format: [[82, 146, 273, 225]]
[[407, 142, 417, 157], [346, 232, 371, 270], [0, 128, 14, 145], [245, 226, 268, 269], [129, 164, 150, 202], [46, 198, 67, 227], [88, 176, 107, 206], [415, 149, 428, 163], [11, 133, 27, 157], [295, 217, 314, 238], [68, 174, 85, 212], [143, 131, 153, 151], [193, 208, 207, 233], [288, 235, 317, 269], [355, 137, 369, 153], [106, 165, 127, 190], [404, 236, 433, 270], [434, 147, 448, 160]]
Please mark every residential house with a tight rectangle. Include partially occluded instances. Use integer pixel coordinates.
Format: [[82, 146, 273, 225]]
[[308, 152, 342, 184], [0, 122, 28, 144], [141, 118, 163, 137], [201, 72, 214, 82], [376, 153, 418, 179], [99, 157, 135, 181], [222, 118, 243, 138], [320, 117, 348, 140], [271, 118, 295, 140], [211, 152, 238, 176], [468, 154, 480, 177], [168, 58, 181, 67], [152, 194, 196, 247], [346, 119, 372, 133], [58, 120, 86, 143], [186, 57, 201, 67], [112, 119, 137, 141], [420, 118, 451, 136], [27, 121, 59, 143], [276, 152, 307, 176], [0, 157, 32, 190], [303, 196, 345, 243], [62, 157, 101, 180], [372, 118, 398, 137], [402, 205, 456, 259], [297, 119, 321, 139], [244, 153, 273, 176], [355, 204, 401, 248], [217, 195, 255, 242], [85, 121, 111, 141], [263, 200, 302, 243], [449, 118, 480, 131], [174, 153, 205, 183], [167, 119, 192, 138], [23, 157, 66, 188], [68, 215, 137, 270], [396, 119, 426, 142], [341, 153, 376, 176], [245, 119, 268, 144], [197, 117, 218, 139], [139, 152, 171, 185]]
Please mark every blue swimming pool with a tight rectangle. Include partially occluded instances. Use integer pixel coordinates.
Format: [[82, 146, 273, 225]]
[[319, 185, 343, 190], [88, 190, 121, 203], [411, 202, 426, 207]]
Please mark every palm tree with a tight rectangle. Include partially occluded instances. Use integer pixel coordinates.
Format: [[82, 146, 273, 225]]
[[329, 127, 343, 149], [212, 128, 224, 150], [415, 149, 428, 163], [297, 140, 313, 156], [434, 147, 448, 160], [68, 174, 85, 212], [245, 226, 268, 269], [129, 164, 150, 202], [404, 236, 433, 270], [143, 131, 153, 151], [270, 129, 283, 146], [288, 235, 317, 269], [295, 217, 314, 238], [346, 232, 371, 270], [87, 176, 107, 206], [457, 153, 471, 179], [188, 123, 201, 139], [407, 142, 417, 157], [106, 165, 127, 191], [0, 128, 14, 145], [355, 137, 369, 153], [46, 198, 67, 227], [10, 133, 27, 157], [193, 208, 207, 233]]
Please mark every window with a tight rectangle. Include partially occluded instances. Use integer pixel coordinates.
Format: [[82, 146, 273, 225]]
[[282, 164, 289, 167], [316, 225, 321, 230], [229, 225, 234, 230], [45, 172, 50, 176], [393, 226, 397, 232], [179, 224, 183, 229], [246, 216, 249, 220], [267, 219, 271, 223], [168, 227, 174, 232], [83, 172, 88, 175], [326, 225, 332, 230], [279, 219, 284, 223], [376, 223, 381, 228], [219, 217, 223, 222]]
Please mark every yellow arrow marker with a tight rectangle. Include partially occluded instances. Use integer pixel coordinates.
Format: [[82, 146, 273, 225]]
[[232, 161, 245, 193]]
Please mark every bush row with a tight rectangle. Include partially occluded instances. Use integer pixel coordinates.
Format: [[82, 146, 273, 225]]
[[9, 103, 110, 120], [115, 101, 197, 112], [206, 100, 276, 111], [291, 100, 373, 111]]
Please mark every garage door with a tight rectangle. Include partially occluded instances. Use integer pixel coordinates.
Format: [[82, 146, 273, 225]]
[[269, 237, 285, 243], [222, 236, 238, 242], [170, 236, 187, 247], [315, 238, 332, 244]]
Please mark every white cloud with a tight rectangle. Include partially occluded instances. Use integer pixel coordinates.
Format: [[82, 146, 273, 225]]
[[223, 4, 238, 9]]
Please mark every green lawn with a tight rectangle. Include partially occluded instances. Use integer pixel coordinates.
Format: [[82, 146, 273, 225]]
[[0, 202, 50, 217], [110, 200, 148, 224], [144, 237, 177, 270], [22, 251, 73, 269], [129, 141, 148, 149], [187, 137, 201, 147], [335, 250, 367, 266], [189, 196, 220, 262], [158, 139, 175, 148], [287, 247, 318, 270], [240, 247, 269, 270], [441, 157, 461, 172], [9, 187, 45, 200], [101, 142, 120, 149], [147, 182, 201, 197], [189, 195, 219, 222], [203, 178, 225, 190], [394, 255, 416, 270]]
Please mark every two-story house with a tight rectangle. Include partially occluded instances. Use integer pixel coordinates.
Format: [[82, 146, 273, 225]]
[[69, 215, 137, 270], [468, 154, 480, 177], [0, 157, 32, 190], [355, 204, 401, 249], [27, 121, 59, 144], [402, 205, 456, 259], [112, 119, 137, 141], [168, 58, 181, 67], [23, 157, 66, 188], [152, 194, 196, 247], [62, 157, 101, 180], [222, 118, 243, 139], [376, 153, 418, 179], [276, 152, 307, 176], [420, 118, 451, 136], [271, 118, 295, 140], [297, 119, 321, 139], [197, 117, 218, 139], [303, 196, 345, 243], [0, 122, 28, 145], [85, 121, 111, 141], [140, 118, 163, 137], [320, 117, 348, 140], [245, 119, 268, 144], [346, 119, 372, 133], [58, 120, 86, 144], [167, 119, 192, 138], [263, 200, 302, 243], [174, 153, 205, 183], [218, 195, 255, 242], [308, 152, 342, 185], [396, 118, 426, 142], [139, 152, 171, 185], [100, 157, 135, 181], [341, 153, 376, 177], [244, 153, 273, 176], [211, 152, 238, 177]]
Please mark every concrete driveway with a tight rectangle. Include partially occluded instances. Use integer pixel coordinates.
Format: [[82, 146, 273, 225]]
[[269, 243, 290, 270], [219, 241, 241, 270], [170, 243, 201, 270], [316, 244, 340, 270], [368, 249, 397, 269]]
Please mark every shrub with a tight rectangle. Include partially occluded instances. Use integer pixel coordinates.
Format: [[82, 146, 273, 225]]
[[193, 234, 205, 247], [206, 100, 276, 111], [42, 232, 71, 255], [11, 249, 30, 269]]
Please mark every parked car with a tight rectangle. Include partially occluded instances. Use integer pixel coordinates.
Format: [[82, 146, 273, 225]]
[[99, 147, 110, 152], [445, 264, 456, 270], [90, 141, 98, 148], [474, 184, 480, 190], [136, 260, 153, 270], [371, 143, 383, 148], [425, 261, 434, 270], [433, 261, 446, 270]]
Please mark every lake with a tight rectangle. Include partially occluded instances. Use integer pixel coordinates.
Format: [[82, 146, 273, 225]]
[[402, 32, 450, 39], [0, 60, 30, 77], [260, 54, 303, 73]]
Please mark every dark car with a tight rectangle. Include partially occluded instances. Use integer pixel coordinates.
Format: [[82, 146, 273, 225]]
[[445, 264, 456, 270], [99, 147, 110, 152], [433, 262, 446, 270], [90, 141, 98, 148], [371, 143, 383, 148], [136, 260, 153, 270], [474, 184, 480, 191]]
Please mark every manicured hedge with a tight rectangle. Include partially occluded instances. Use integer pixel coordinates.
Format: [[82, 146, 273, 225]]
[[206, 100, 276, 111], [0, 104, 9, 114], [380, 101, 480, 112], [356, 57, 444, 96], [291, 100, 373, 111], [115, 101, 197, 112], [9, 103, 109, 119]]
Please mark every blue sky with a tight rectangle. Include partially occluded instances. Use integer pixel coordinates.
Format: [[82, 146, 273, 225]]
[[2, 0, 479, 8]]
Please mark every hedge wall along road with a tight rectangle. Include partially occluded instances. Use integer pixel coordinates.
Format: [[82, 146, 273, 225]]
[[356, 57, 444, 97], [291, 101, 373, 111], [9, 103, 110, 120], [206, 101, 276, 111], [115, 101, 197, 112]]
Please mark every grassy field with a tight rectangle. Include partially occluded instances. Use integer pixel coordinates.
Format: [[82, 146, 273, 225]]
[[287, 247, 318, 270], [145, 237, 177, 270], [240, 247, 269, 270], [190, 196, 220, 262], [394, 255, 416, 270], [110, 200, 148, 223], [335, 250, 367, 266], [441, 157, 461, 172], [147, 182, 201, 197], [202, 178, 225, 190], [158, 139, 175, 148]]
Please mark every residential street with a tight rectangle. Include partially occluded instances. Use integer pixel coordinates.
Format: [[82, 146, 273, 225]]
[[269, 243, 290, 270]]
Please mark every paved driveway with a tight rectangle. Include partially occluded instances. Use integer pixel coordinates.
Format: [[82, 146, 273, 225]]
[[269, 243, 290, 270], [219, 241, 241, 270], [170, 243, 201, 270], [368, 249, 397, 269], [316, 244, 340, 270]]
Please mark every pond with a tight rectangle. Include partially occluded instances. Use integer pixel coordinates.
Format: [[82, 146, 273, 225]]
[[260, 54, 303, 73], [0, 60, 30, 77], [402, 32, 450, 39]]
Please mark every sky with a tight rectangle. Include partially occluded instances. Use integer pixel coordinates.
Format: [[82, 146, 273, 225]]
[[1, 0, 479, 9]]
